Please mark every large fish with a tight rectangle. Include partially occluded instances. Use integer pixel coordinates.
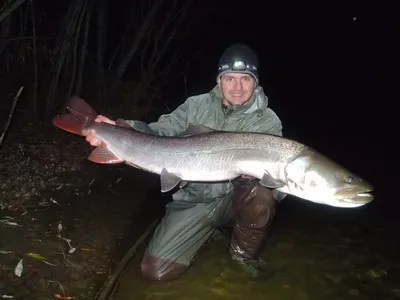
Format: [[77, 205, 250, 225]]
[[52, 96, 374, 208]]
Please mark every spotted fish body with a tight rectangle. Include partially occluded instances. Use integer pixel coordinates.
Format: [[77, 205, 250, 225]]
[[52, 96, 374, 208]]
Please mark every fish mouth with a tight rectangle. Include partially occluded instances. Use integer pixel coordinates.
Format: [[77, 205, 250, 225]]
[[334, 188, 374, 205]]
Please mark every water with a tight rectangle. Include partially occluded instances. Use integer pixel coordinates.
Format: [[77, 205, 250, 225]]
[[113, 197, 400, 300]]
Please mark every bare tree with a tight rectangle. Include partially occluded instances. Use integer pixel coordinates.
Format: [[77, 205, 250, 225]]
[[138, 0, 194, 87], [111, 0, 163, 82], [108, 0, 196, 112], [0, 7, 12, 61], [0, 0, 28, 24], [74, 0, 94, 96], [0, 0, 198, 117], [96, 0, 107, 76], [45, 0, 94, 112], [29, 0, 38, 115]]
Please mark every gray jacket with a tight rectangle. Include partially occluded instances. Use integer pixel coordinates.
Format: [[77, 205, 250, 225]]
[[125, 84, 283, 208]]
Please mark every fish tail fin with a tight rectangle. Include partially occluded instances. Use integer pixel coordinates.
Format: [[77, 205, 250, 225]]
[[52, 96, 98, 136]]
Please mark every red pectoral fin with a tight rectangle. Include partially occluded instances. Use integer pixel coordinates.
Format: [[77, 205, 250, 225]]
[[88, 144, 124, 164]]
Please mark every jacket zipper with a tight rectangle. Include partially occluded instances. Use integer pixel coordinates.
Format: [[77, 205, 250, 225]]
[[221, 107, 233, 130]]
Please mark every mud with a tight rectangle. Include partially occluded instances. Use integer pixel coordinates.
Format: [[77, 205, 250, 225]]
[[0, 121, 166, 300]]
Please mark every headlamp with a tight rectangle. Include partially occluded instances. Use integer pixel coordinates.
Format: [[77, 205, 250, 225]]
[[218, 61, 258, 73], [232, 61, 247, 71]]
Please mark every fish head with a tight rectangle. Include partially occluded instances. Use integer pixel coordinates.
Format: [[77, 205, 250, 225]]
[[284, 148, 374, 208]]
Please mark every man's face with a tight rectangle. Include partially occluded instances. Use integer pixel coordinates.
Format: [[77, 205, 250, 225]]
[[219, 73, 257, 106]]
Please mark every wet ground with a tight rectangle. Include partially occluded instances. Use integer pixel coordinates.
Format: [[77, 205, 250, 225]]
[[0, 121, 398, 300], [0, 121, 166, 299]]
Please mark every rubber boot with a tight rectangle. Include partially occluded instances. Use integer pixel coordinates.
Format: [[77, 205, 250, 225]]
[[229, 179, 278, 277]]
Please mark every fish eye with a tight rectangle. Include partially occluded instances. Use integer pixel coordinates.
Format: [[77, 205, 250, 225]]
[[346, 176, 354, 184]]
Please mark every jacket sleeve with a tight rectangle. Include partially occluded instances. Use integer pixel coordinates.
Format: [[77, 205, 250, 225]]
[[123, 98, 191, 136], [262, 108, 283, 136]]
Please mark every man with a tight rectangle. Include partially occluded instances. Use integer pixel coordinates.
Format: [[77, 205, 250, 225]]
[[86, 43, 284, 280]]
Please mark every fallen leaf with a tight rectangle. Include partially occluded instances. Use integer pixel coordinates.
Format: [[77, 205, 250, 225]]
[[81, 248, 96, 252], [54, 294, 74, 299], [26, 252, 47, 261], [14, 259, 23, 277], [3, 222, 22, 227]]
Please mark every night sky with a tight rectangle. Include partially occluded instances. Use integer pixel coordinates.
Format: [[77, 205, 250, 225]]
[[159, 1, 396, 212], [156, 1, 395, 139]]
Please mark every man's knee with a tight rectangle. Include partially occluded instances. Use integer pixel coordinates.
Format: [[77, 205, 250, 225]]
[[234, 181, 278, 228], [140, 254, 188, 281]]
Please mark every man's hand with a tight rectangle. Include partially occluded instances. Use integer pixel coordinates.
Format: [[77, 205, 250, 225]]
[[85, 115, 116, 146], [241, 175, 255, 180]]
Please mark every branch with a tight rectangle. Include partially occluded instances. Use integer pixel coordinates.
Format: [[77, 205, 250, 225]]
[[0, 36, 55, 42], [107, 0, 145, 72], [51, 0, 83, 64], [66, 0, 88, 101], [95, 0, 106, 74], [95, 220, 159, 300], [112, 0, 163, 81], [46, 0, 86, 112], [146, 0, 179, 69], [75, 0, 94, 95], [0, 86, 24, 148], [147, 0, 193, 78], [0, 0, 28, 24], [45, 0, 85, 112], [157, 29, 207, 90], [30, 0, 38, 116]]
